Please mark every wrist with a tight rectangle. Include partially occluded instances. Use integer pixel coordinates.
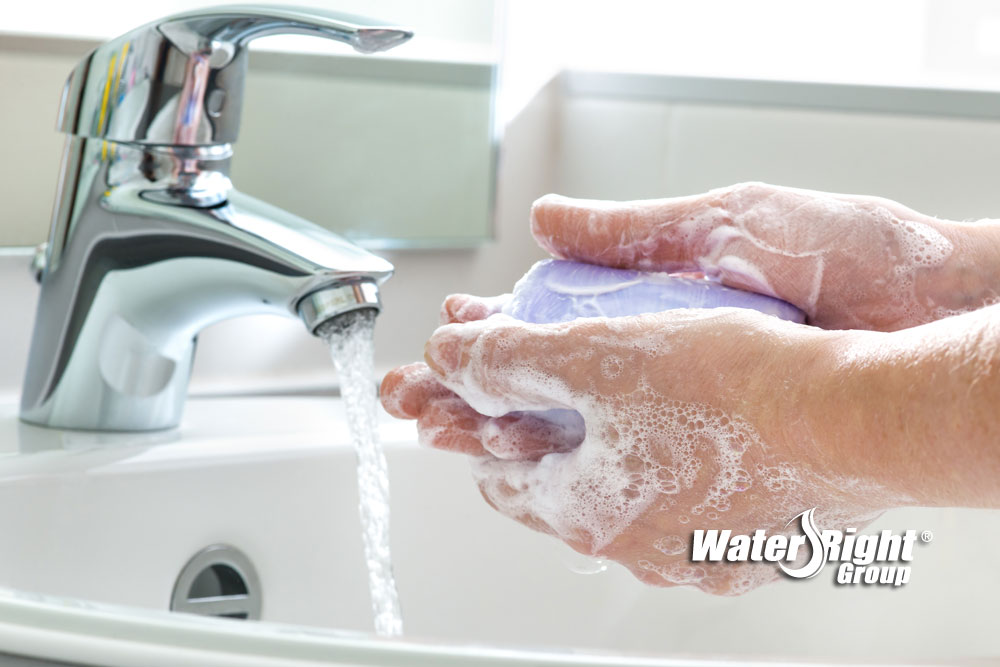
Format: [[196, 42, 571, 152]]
[[920, 220, 1000, 317], [804, 329, 915, 500], [811, 311, 1000, 508], [779, 328, 905, 497]]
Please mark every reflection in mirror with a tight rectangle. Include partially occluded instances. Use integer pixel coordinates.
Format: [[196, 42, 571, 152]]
[[0, 0, 500, 248]]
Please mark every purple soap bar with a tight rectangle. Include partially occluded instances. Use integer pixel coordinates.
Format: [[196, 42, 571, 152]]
[[502, 259, 805, 324]]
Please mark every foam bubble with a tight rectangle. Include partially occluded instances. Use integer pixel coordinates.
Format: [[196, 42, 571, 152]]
[[654, 535, 686, 556], [471, 382, 766, 552], [638, 560, 708, 586]]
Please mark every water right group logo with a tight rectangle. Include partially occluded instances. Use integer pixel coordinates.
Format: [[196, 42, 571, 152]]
[[689, 508, 933, 587]]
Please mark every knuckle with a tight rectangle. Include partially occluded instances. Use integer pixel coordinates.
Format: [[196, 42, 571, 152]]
[[441, 294, 488, 324], [711, 181, 779, 213], [475, 326, 518, 375], [439, 294, 463, 324], [378, 363, 430, 418]]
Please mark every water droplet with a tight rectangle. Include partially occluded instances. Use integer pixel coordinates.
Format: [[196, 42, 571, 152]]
[[565, 552, 609, 575]]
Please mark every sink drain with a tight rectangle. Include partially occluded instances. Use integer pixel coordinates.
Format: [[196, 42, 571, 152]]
[[171, 545, 261, 620]]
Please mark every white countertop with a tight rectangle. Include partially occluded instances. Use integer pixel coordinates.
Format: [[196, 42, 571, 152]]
[[0, 395, 419, 476]]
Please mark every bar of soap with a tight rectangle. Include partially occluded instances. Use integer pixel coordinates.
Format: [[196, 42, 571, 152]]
[[502, 259, 806, 324]]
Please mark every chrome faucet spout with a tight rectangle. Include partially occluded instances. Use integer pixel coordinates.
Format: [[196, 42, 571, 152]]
[[21, 6, 407, 432]]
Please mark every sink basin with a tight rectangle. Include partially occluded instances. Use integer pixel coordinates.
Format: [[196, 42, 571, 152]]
[[0, 395, 996, 664]]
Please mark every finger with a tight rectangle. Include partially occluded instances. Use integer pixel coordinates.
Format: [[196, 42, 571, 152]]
[[418, 396, 585, 460], [482, 409, 585, 460], [529, 183, 842, 271], [439, 293, 511, 325], [424, 317, 601, 416], [379, 362, 454, 420], [417, 396, 489, 455]]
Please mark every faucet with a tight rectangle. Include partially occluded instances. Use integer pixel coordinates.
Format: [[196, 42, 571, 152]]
[[20, 6, 411, 432]]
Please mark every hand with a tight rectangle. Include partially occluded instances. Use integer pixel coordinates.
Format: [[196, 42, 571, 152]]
[[384, 304, 918, 595], [380, 183, 1000, 594], [529, 182, 1000, 330]]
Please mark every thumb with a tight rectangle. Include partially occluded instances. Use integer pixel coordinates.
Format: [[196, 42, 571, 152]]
[[424, 317, 596, 417]]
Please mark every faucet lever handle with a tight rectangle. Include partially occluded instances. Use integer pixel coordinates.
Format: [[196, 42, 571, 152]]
[[157, 6, 413, 54], [57, 4, 413, 146]]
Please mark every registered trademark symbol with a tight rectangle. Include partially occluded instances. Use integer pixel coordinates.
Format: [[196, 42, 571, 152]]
[[920, 530, 933, 543]]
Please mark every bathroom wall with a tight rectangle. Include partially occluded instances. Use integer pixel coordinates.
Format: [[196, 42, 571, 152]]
[[554, 82, 1000, 221], [235, 53, 495, 247]]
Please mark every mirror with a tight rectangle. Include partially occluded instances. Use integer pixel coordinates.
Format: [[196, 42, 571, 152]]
[[0, 0, 500, 248]]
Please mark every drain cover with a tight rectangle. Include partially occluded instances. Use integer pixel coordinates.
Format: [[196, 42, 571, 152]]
[[171, 544, 261, 620]]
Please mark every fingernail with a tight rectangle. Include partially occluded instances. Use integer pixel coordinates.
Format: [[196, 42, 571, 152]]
[[378, 363, 442, 420]]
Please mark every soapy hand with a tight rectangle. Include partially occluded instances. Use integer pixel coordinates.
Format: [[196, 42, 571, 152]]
[[380, 183, 1000, 594], [384, 305, 913, 594], [529, 182, 999, 330]]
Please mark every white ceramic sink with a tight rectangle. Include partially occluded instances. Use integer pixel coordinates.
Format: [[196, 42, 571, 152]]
[[0, 395, 996, 665]]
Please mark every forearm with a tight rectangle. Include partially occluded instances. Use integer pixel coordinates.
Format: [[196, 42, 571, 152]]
[[817, 304, 1000, 508], [922, 220, 1000, 316]]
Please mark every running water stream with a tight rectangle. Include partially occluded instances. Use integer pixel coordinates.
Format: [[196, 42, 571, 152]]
[[319, 309, 403, 637]]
